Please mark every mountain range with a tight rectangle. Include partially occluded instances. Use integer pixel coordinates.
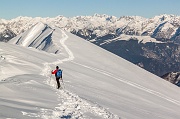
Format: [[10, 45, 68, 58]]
[[0, 14, 180, 77]]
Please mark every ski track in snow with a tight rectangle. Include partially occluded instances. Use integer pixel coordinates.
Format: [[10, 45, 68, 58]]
[[72, 61, 180, 106], [38, 30, 120, 119]]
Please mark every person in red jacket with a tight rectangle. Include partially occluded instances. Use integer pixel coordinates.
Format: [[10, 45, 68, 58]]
[[51, 66, 62, 89]]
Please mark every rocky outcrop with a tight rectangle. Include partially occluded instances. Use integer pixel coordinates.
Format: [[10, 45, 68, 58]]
[[0, 29, 16, 42], [161, 72, 180, 86]]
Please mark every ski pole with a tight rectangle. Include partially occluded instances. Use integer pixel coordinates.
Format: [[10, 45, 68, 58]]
[[60, 69, 65, 89], [62, 78, 65, 89], [49, 72, 52, 84]]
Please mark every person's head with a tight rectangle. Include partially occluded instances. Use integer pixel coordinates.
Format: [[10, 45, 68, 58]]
[[56, 66, 59, 69]]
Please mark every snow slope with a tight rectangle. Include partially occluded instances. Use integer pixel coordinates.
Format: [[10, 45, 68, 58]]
[[1, 26, 180, 119]]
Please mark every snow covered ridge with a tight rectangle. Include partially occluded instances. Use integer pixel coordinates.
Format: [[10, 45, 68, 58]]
[[0, 14, 180, 43], [9, 22, 62, 54]]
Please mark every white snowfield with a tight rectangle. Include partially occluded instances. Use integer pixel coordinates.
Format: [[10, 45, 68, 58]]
[[1, 24, 180, 119]]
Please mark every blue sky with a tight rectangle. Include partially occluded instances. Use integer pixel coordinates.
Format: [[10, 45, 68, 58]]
[[1, 0, 180, 19]]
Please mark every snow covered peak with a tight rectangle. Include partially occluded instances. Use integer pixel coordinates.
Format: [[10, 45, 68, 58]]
[[0, 18, 7, 24], [151, 14, 180, 23], [9, 16, 32, 23], [93, 13, 109, 17], [119, 15, 147, 21], [8, 22, 63, 54]]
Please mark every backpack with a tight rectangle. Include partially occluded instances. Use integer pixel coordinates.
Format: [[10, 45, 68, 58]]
[[56, 69, 62, 78]]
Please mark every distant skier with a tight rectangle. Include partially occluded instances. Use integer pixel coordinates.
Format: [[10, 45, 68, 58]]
[[51, 66, 62, 89]]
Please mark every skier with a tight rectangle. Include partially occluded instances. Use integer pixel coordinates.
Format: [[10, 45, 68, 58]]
[[51, 66, 62, 89]]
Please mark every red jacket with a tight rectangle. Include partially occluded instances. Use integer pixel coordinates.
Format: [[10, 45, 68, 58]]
[[52, 69, 58, 74]]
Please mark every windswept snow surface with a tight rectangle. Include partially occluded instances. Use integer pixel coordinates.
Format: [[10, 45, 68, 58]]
[[1, 27, 180, 119]]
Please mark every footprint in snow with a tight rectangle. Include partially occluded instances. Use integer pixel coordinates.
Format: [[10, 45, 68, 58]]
[[55, 90, 120, 119]]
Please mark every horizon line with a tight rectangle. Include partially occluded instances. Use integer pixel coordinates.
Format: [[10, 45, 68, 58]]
[[1, 13, 180, 20]]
